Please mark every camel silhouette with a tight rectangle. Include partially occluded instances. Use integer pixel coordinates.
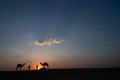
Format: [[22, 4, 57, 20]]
[[16, 63, 26, 70], [40, 62, 49, 68]]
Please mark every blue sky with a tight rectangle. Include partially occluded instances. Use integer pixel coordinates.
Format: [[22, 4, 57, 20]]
[[0, 0, 120, 71]]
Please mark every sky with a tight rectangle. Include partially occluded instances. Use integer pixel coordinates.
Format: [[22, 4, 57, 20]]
[[0, 0, 120, 71]]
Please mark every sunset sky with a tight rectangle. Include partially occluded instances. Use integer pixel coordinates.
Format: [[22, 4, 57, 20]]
[[0, 0, 120, 71]]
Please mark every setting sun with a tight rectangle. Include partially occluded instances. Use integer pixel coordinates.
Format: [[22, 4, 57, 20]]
[[37, 67, 41, 70], [34, 64, 43, 70]]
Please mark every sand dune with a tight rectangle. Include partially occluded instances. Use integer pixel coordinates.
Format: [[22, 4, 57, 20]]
[[0, 68, 120, 80]]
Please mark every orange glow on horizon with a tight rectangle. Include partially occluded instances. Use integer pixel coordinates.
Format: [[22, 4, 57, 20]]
[[34, 64, 43, 70], [37, 66, 41, 70]]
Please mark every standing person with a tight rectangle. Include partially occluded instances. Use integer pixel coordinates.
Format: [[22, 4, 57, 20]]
[[28, 65, 31, 70], [36, 64, 38, 70]]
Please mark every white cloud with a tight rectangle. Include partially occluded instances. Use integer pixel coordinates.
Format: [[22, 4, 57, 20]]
[[34, 38, 63, 46]]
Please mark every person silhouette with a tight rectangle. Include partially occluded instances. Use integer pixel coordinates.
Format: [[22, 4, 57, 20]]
[[36, 64, 38, 70], [28, 65, 31, 70]]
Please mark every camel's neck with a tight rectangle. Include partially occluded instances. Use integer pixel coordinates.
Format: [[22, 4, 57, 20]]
[[40, 63, 43, 65]]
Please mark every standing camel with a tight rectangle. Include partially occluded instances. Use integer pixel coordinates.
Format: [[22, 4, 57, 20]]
[[40, 62, 49, 68], [16, 63, 26, 70]]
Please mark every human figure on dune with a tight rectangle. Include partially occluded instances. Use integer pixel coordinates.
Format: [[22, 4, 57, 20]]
[[40, 62, 49, 68], [16, 63, 26, 70], [28, 65, 31, 70], [36, 64, 38, 70]]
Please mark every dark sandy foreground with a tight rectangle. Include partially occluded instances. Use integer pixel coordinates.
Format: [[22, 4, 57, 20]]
[[0, 68, 120, 80]]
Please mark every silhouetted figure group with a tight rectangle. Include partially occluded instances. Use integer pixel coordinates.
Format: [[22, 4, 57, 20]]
[[16, 62, 49, 70]]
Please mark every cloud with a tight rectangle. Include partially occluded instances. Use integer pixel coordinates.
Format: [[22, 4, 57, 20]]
[[34, 38, 64, 46]]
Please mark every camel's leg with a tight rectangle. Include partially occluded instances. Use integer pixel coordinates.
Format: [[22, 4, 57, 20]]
[[16, 67, 17, 70], [47, 65, 49, 68], [19, 67, 21, 70], [16, 66, 18, 70]]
